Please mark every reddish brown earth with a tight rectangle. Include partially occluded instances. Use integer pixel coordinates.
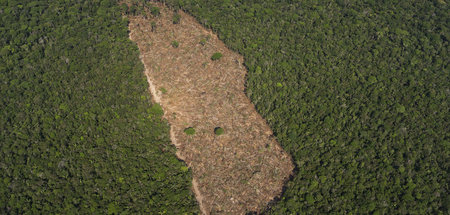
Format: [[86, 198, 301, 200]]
[[127, 3, 294, 214]]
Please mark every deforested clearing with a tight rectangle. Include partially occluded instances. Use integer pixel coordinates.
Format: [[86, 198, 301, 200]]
[[127, 2, 294, 214]]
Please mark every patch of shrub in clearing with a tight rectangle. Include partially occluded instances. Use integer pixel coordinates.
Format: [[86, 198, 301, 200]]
[[151, 7, 160, 16], [159, 87, 167, 94], [211, 52, 223, 61], [184, 127, 196, 135], [171, 40, 179, 48], [214, 127, 224, 135], [173, 13, 181, 24]]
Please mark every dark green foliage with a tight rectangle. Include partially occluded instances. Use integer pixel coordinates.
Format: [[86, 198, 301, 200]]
[[164, 0, 449, 213], [129, 4, 137, 15], [214, 127, 224, 136], [211, 52, 223, 61], [173, 13, 181, 24], [171, 40, 179, 48], [119, 3, 128, 14], [150, 6, 160, 16], [0, 0, 198, 214], [184, 127, 196, 135], [149, 103, 164, 116]]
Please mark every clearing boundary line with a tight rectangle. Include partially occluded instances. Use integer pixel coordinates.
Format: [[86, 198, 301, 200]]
[[128, 3, 294, 214]]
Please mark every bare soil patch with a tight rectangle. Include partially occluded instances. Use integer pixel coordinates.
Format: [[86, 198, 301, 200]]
[[127, 3, 294, 214]]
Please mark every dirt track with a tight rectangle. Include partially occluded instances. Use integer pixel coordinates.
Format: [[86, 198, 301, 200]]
[[128, 3, 293, 214]]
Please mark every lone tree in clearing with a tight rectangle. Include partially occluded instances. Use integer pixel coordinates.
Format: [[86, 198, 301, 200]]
[[184, 127, 195, 135], [214, 127, 224, 135]]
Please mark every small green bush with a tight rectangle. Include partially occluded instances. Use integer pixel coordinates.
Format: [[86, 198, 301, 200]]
[[184, 127, 195, 135], [151, 7, 160, 16], [173, 13, 181, 24], [211, 52, 223, 61], [214, 127, 224, 135], [171, 40, 179, 48]]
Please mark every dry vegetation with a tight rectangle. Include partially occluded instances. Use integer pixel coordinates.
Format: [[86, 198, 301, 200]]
[[128, 3, 294, 214]]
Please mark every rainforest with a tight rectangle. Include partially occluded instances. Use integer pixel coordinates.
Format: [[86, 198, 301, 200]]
[[1, 0, 448, 214]]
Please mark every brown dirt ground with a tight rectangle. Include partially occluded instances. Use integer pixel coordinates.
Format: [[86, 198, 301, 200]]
[[127, 3, 294, 214]]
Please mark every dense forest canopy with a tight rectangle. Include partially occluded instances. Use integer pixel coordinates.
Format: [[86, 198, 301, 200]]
[[0, 0, 198, 213], [1, 0, 448, 214], [160, 0, 449, 213]]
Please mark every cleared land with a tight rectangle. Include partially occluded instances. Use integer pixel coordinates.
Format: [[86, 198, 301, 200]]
[[128, 3, 294, 214]]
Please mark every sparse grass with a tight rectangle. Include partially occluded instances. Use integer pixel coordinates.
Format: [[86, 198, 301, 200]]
[[171, 40, 179, 48], [200, 35, 211, 46], [199, 38, 206, 46], [151, 21, 156, 32]]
